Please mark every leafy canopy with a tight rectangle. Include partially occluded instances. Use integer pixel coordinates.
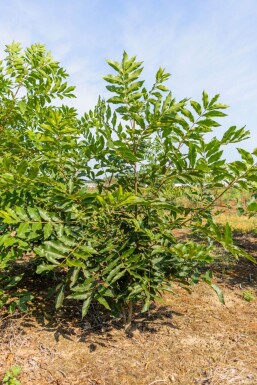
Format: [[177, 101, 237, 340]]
[[0, 43, 256, 324]]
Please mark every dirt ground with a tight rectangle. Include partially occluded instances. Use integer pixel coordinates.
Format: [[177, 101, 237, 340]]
[[0, 233, 257, 385]]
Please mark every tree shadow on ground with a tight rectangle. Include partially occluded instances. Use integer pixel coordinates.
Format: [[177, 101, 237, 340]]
[[1, 231, 256, 344], [0, 259, 184, 344], [0, 299, 183, 346], [34, 300, 183, 342], [209, 231, 257, 288]]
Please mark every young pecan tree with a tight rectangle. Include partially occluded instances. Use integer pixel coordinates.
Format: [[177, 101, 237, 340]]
[[0, 43, 256, 327]]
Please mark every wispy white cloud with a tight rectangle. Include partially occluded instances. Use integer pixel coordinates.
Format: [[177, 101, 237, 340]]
[[115, 0, 257, 157]]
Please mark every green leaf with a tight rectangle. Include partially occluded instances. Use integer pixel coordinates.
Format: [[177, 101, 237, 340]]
[[70, 267, 80, 287], [156, 85, 169, 92], [117, 195, 145, 207], [96, 195, 106, 207], [38, 208, 52, 221], [82, 294, 93, 318], [17, 223, 30, 238], [58, 236, 76, 247], [96, 296, 111, 310], [208, 150, 223, 163], [103, 74, 122, 85], [43, 223, 53, 239], [68, 292, 93, 300], [209, 94, 220, 106], [181, 108, 194, 123], [210, 103, 229, 110], [188, 143, 197, 167], [55, 285, 65, 309], [106, 59, 121, 72], [204, 110, 227, 118], [15, 206, 29, 220], [236, 248, 257, 264], [5, 274, 24, 289], [27, 207, 41, 221], [198, 119, 220, 127], [128, 67, 144, 82], [237, 148, 254, 165], [110, 269, 126, 284], [248, 202, 257, 212], [79, 245, 98, 254], [190, 100, 202, 115], [106, 263, 123, 283], [18, 100, 27, 114], [211, 284, 225, 304], [32, 222, 42, 232], [17, 160, 28, 175], [202, 90, 209, 109], [36, 264, 56, 274], [45, 240, 71, 253], [127, 80, 144, 93], [224, 223, 232, 245], [44, 255, 61, 264], [142, 297, 150, 312]]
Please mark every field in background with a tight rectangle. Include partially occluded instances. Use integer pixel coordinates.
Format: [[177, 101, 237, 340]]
[[214, 188, 256, 233], [172, 186, 256, 233], [216, 212, 257, 232]]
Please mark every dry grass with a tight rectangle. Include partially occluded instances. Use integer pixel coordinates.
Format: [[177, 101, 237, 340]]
[[215, 212, 257, 233], [0, 280, 257, 385], [1, 234, 257, 385], [1, 222, 257, 385]]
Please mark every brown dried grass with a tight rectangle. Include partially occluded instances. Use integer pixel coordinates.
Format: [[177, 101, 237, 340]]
[[0, 235, 257, 385], [215, 212, 257, 233], [1, 281, 256, 385]]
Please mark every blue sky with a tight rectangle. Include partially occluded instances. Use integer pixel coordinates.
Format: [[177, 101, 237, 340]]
[[1, 0, 257, 160]]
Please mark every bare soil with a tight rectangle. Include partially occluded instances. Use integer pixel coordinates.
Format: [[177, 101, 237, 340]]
[[0, 233, 257, 385]]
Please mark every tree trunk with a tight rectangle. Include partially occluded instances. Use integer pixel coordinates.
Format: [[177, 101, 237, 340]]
[[123, 301, 133, 333]]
